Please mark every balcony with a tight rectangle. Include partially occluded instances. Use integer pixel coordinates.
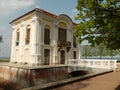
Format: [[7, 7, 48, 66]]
[[57, 40, 71, 52], [44, 39, 50, 45]]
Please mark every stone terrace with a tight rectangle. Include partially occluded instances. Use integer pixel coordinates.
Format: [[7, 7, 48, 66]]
[[51, 65, 120, 90]]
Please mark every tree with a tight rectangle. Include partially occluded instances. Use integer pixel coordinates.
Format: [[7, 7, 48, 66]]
[[75, 0, 120, 50], [0, 36, 2, 43]]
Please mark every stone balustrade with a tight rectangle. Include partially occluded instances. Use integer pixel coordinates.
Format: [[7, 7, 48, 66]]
[[67, 59, 117, 69]]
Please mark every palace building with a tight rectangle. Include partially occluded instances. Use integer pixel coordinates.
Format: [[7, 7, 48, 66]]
[[10, 8, 80, 65]]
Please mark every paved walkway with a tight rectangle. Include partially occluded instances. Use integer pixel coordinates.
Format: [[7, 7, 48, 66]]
[[52, 71, 120, 90]]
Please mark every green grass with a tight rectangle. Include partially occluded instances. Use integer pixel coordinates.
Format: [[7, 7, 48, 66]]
[[0, 60, 9, 62]]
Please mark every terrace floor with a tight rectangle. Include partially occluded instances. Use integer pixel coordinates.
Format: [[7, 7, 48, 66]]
[[52, 65, 120, 90], [0, 63, 120, 90]]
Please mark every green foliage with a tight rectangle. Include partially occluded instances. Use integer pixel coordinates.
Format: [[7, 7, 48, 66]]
[[0, 60, 9, 62], [75, 0, 120, 50], [0, 36, 2, 43]]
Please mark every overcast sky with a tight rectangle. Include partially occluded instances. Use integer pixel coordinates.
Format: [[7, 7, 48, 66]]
[[0, 0, 78, 57]]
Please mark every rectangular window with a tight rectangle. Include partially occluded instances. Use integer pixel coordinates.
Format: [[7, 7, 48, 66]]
[[25, 29, 30, 44], [44, 28, 50, 44], [58, 28, 66, 41], [16, 32, 20, 46], [73, 36, 77, 48], [73, 51, 77, 59]]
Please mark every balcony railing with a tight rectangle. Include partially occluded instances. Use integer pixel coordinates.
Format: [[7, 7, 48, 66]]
[[57, 40, 71, 52]]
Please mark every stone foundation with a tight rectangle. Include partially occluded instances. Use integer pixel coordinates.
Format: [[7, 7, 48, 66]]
[[0, 64, 68, 87], [0, 64, 110, 88]]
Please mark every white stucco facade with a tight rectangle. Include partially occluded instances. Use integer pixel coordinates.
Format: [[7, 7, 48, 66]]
[[10, 8, 80, 65]]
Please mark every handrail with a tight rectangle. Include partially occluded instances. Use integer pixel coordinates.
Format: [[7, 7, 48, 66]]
[[67, 59, 117, 69]]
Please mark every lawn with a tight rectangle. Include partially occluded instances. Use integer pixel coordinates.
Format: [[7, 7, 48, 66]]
[[0, 60, 9, 62]]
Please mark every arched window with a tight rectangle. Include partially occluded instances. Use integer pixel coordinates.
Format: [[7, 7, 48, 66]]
[[25, 25, 31, 44], [44, 25, 50, 44], [16, 29, 20, 46], [58, 22, 67, 42]]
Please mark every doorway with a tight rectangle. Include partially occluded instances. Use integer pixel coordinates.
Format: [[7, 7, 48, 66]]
[[60, 50, 65, 64], [44, 49, 50, 65]]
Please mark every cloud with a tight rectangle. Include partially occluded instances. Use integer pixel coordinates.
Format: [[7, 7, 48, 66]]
[[71, 9, 78, 14], [0, 0, 35, 16], [70, 9, 78, 20], [0, 0, 36, 57]]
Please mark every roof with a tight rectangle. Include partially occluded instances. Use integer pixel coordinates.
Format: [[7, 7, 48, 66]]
[[10, 8, 76, 25]]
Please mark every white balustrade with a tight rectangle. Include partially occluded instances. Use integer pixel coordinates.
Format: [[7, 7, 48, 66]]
[[67, 59, 117, 69]]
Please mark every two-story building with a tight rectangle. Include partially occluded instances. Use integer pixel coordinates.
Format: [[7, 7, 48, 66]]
[[10, 8, 80, 65]]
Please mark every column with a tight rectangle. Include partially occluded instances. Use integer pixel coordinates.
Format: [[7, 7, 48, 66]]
[[77, 38, 81, 59], [36, 19, 42, 65], [52, 24, 58, 64], [10, 27, 16, 63], [66, 26, 72, 63], [19, 22, 25, 63], [30, 17, 42, 65]]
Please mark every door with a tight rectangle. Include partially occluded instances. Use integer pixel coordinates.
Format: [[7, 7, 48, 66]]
[[44, 49, 50, 65], [60, 50, 65, 64]]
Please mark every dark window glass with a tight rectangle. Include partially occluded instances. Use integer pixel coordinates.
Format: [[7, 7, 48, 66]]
[[73, 51, 77, 59], [44, 28, 50, 44], [58, 27, 66, 41], [25, 28, 30, 44], [73, 36, 77, 48], [60, 50, 65, 64], [44, 49, 50, 65], [16, 31, 20, 46]]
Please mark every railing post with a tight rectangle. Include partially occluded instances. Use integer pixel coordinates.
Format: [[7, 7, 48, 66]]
[[100, 60, 102, 66], [114, 60, 117, 68], [93, 60, 95, 67], [108, 60, 110, 68]]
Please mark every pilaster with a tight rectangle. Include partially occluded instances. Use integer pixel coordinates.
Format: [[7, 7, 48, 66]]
[[30, 17, 42, 65], [52, 24, 58, 64], [10, 28, 16, 63], [19, 22, 25, 63]]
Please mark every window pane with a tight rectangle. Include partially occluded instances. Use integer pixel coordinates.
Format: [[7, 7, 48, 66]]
[[26, 28, 30, 44], [73, 51, 77, 59], [44, 28, 50, 44], [58, 28, 66, 41], [73, 36, 77, 48], [16, 31, 20, 46]]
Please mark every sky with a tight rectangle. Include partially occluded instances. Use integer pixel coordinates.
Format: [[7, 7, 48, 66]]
[[0, 0, 78, 57]]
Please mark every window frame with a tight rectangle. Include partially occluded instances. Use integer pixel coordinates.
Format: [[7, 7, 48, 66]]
[[16, 29, 20, 46], [44, 25, 50, 45], [25, 25, 31, 45]]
